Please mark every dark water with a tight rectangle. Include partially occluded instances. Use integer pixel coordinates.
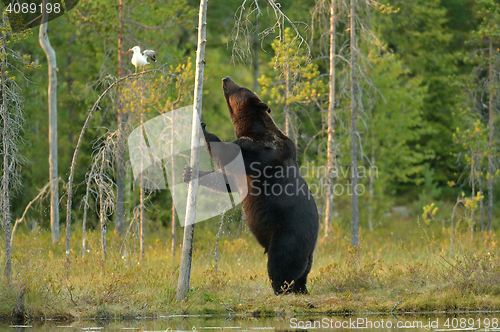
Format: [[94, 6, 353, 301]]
[[2, 313, 500, 331]]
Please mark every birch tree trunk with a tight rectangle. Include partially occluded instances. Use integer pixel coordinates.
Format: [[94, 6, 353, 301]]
[[39, 2, 59, 244], [1, 36, 12, 281], [487, 38, 494, 233], [171, 108, 177, 261], [324, 0, 336, 238], [350, 0, 359, 247], [176, 0, 208, 302]]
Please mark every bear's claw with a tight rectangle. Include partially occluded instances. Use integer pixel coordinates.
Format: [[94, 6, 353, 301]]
[[183, 165, 194, 183]]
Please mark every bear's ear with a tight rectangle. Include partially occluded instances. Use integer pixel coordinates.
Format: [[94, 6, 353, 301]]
[[258, 101, 271, 113]]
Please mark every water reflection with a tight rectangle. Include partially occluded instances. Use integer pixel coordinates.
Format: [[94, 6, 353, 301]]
[[2, 313, 500, 331]]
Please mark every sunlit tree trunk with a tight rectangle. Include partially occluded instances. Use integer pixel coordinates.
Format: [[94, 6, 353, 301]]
[[177, 0, 208, 302], [39, 2, 59, 244], [324, 0, 337, 239]]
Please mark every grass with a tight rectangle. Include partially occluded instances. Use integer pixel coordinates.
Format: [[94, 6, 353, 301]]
[[0, 207, 499, 320]]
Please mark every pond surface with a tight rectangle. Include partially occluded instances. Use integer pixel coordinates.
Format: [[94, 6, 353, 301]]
[[2, 313, 500, 331]]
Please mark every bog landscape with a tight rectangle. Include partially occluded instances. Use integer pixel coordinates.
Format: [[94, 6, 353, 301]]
[[0, 0, 499, 328]]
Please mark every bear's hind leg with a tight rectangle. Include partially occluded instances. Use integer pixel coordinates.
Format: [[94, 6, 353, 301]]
[[293, 252, 313, 294], [267, 233, 309, 295]]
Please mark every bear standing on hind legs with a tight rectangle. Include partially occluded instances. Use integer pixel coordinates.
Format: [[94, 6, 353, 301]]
[[184, 77, 319, 294]]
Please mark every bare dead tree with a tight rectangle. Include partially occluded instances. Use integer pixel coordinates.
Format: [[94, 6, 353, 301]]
[[81, 161, 98, 256], [176, 0, 208, 302], [1, 34, 13, 280], [39, 0, 59, 243], [344, 0, 386, 246], [349, 0, 359, 247], [324, 0, 338, 238], [312, 0, 345, 238], [230, 0, 311, 66], [0, 14, 32, 281], [81, 132, 118, 261], [65, 65, 169, 264], [97, 134, 117, 262]]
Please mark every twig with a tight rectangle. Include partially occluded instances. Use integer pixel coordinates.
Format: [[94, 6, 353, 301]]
[[390, 299, 403, 314], [11, 178, 62, 247]]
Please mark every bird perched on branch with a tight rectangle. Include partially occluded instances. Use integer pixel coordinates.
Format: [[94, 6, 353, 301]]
[[128, 46, 157, 73]]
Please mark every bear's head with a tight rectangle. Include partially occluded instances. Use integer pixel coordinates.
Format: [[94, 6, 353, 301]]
[[222, 77, 282, 138]]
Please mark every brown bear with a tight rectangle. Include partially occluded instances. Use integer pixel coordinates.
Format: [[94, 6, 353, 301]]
[[184, 77, 319, 294]]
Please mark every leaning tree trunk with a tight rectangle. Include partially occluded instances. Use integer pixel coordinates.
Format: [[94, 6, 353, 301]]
[[487, 38, 494, 233], [1, 36, 12, 281], [39, 3, 59, 244], [176, 0, 208, 302], [349, 0, 359, 247], [324, 0, 337, 239]]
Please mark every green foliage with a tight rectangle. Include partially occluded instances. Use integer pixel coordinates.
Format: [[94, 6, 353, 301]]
[[473, 0, 500, 40], [259, 28, 324, 106], [422, 202, 438, 224], [374, 0, 463, 185], [366, 52, 427, 188]]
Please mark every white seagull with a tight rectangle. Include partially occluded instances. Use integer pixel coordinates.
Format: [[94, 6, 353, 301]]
[[128, 46, 157, 73]]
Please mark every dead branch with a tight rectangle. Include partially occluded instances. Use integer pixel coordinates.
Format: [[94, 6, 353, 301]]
[[65, 64, 169, 264], [10, 178, 63, 247]]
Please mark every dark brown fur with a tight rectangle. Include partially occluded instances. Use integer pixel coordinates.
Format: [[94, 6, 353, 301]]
[[185, 77, 319, 294]]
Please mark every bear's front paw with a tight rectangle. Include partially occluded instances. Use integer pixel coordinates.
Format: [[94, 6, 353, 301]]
[[183, 165, 195, 184]]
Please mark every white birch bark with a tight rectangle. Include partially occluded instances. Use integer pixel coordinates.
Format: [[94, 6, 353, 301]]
[[176, 0, 208, 302], [39, 1, 59, 244]]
